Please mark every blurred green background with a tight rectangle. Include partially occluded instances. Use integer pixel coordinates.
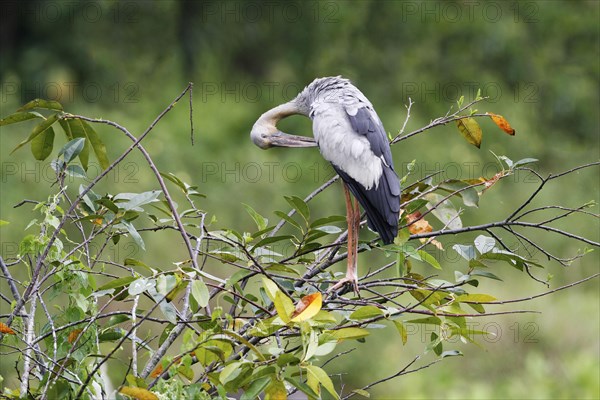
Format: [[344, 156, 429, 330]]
[[1, 0, 598, 398]]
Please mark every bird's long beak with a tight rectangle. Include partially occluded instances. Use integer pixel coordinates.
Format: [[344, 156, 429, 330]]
[[250, 101, 317, 149], [268, 130, 317, 148]]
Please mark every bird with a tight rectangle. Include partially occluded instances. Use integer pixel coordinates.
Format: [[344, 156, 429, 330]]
[[250, 76, 400, 294]]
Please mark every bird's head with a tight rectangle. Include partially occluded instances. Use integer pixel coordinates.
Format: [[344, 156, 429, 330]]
[[250, 100, 316, 149]]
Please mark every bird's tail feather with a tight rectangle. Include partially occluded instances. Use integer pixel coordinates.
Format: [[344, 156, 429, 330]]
[[333, 166, 400, 245]]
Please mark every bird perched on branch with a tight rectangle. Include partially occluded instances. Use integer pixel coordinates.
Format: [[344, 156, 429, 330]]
[[251, 76, 400, 294]]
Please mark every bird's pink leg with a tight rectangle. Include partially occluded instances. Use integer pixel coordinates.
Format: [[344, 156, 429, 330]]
[[328, 183, 360, 295]]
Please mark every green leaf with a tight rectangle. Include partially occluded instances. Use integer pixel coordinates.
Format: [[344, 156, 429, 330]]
[[220, 361, 244, 385], [329, 327, 370, 341], [191, 279, 210, 308], [284, 195, 310, 221], [251, 235, 294, 251], [310, 215, 346, 228], [392, 320, 408, 345], [159, 171, 186, 191], [99, 327, 125, 342], [352, 388, 371, 398], [98, 276, 138, 291], [105, 314, 130, 328], [243, 203, 268, 231], [30, 126, 55, 161], [11, 113, 59, 155], [306, 365, 339, 400], [66, 165, 86, 178], [453, 244, 476, 261], [128, 278, 153, 296], [441, 350, 463, 358], [407, 316, 442, 325], [221, 330, 268, 362], [349, 306, 384, 320], [430, 332, 443, 355], [124, 258, 154, 273], [474, 235, 496, 254], [439, 180, 479, 207], [227, 269, 253, 287], [18, 98, 63, 111], [274, 210, 302, 230], [277, 353, 300, 368], [119, 191, 161, 211], [417, 249, 442, 269], [59, 138, 86, 163], [455, 294, 497, 303], [65, 118, 109, 170], [470, 269, 503, 281], [513, 158, 538, 168], [456, 117, 482, 148], [284, 377, 319, 399], [425, 193, 462, 230], [241, 377, 271, 400], [59, 119, 89, 170], [0, 111, 44, 126], [120, 220, 146, 251], [405, 198, 429, 214]]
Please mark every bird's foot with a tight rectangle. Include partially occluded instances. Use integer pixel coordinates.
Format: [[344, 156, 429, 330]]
[[327, 275, 360, 297]]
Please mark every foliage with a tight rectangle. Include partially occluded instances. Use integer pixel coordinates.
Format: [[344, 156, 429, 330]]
[[0, 86, 598, 400]]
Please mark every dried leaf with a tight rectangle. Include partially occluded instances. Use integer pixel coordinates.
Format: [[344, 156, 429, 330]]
[[291, 292, 322, 322], [118, 386, 158, 400], [456, 117, 482, 148], [0, 322, 15, 335], [481, 171, 506, 193], [67, 329, 83, 343], [406, 212, 432, 235], [488, 113, 516, 135], [150, 364, 163, 378], [406, 211, 443, 248]]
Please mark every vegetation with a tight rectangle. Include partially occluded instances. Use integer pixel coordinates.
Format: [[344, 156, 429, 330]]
[[0, 1, 598, 399], [0, 84, 597, 398]]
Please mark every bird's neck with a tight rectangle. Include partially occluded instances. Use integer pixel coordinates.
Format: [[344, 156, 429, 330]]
[[259, 101, 305, 126]]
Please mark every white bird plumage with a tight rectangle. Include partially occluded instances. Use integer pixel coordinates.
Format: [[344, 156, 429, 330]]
[[250, 76, 400, 293]]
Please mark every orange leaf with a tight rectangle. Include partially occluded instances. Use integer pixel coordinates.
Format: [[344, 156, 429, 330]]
[[290, 292, 322, 322], [68, 329, 83, 343], [119, 386, 158, 400], [406, 212, 432, 235], [150, 364, 163, 378], [0, 322, 15, 335], [488, 113, 515, 135]]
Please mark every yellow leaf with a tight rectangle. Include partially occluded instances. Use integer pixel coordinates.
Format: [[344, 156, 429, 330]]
[[262, 277, 280, 302], [456, 117, 482, 148], [274, 291, 294, 324], [118, 386, 158, 400], [290, 292, 322, 322], [0, 322, 16, 335], [265, 379, 287, 400], [488, 112, 516, 135]]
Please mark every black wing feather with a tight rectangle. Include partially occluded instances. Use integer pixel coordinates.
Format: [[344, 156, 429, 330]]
[[341, 106, 400, 244]]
